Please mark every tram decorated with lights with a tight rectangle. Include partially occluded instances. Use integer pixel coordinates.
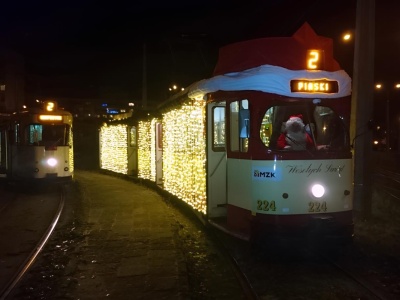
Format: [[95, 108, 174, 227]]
[[0, 100, 74, 182], [99, 23, 354, 243]]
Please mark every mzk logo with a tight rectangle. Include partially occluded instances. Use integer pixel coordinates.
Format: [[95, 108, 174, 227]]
[[252, 167, 281, 181], [253, 170, 276, 178]]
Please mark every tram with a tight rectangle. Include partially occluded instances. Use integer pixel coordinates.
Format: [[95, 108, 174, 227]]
[[0, 101, 74, 182], [99, 23, 353, 243]]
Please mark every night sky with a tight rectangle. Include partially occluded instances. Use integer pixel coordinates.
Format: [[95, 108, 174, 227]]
[[1, 0, 399, 109]]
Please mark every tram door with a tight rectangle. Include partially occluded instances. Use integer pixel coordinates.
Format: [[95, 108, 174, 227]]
[[206, 102, 227, 218], [127, 126, 138, 176], [155, 122, 163, 186]]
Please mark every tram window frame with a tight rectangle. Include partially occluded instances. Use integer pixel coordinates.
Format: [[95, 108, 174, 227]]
[[230, 99, 249, 153], [157, 123, 163, 149], [0, 130, 4, 168], [39, 124, 69, 146], [212, 106, 226, 152]]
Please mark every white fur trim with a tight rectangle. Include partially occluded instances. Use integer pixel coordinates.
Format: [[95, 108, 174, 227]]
[[188, 64, 351, 99]]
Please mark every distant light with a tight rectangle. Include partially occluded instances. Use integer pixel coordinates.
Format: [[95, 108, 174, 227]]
[[128, 102, 134, 106], [395, 83, 400, 89], [343, 33, 352, 41], [107, 108, 119, 114], [376, 84, 382, 89]]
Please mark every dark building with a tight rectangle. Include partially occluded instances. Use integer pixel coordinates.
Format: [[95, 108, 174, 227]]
[[0, 48, 25, 112]]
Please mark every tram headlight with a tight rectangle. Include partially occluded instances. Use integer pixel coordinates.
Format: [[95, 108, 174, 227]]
[[311, 184, 325, 198], [47, 158, 58, 167]]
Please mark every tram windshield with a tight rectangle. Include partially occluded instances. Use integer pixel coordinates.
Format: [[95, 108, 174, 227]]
[[260, 104, 349, 151], [26, 124, 70, 147]]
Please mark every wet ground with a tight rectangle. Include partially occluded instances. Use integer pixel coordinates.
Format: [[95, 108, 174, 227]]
[[9, 171, 245, 300], [6, 151, 400, 299]]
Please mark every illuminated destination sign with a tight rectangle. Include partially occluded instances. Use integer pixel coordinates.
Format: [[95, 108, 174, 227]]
[[307, 50, 324, 70], [290, 80, 339, 94], [39, 115, 63, 121]]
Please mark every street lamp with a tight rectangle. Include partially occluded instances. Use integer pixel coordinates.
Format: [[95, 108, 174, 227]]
[[375, 82, 400, 151], [342, 32, 352, 42], [168, 84, 185, 93]]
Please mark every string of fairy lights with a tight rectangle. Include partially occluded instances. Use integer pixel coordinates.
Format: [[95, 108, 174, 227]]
[[137, 120, 152, 179], [161, 99, 207, 213], [69, 129, 74, 173], [99, 124, 129, 174], [150, 119, 158, 182]]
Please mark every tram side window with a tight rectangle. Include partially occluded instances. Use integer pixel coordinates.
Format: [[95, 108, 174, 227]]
[[230, 100, 249, 153], [129, 126, 137, 147], [11, 123, 20, 145], [212, 106, 225, 151], [27, 124, 43, 145], [260, 107, 274, 147]]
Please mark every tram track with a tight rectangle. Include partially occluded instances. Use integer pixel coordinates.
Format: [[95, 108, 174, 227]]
[[0, 185, 65, 300], [208, 166, 400, 299], [315, 248, 390, 300], [374, 169, 400, 201], [211, 224, 398, 300], [207, 226, 259, 300], [298, 248, 381, 300]]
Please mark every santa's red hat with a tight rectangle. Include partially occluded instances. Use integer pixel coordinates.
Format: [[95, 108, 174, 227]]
[[288, 114, 303, 120]]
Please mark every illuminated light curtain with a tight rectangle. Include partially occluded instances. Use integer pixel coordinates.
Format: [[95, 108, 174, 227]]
[[69, 127, 74, 172], [150, 119, 158, 182], [99, 124, 128, 174], [138, 120, 152, 179], [162, 99, 207, 214]]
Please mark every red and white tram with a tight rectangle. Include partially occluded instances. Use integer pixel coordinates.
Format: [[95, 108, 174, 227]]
[[99, 23, 353, 243], [0, 101, 74, 182]]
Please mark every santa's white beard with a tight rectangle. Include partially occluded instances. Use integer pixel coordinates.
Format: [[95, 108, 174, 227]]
[[286, 131, 307, 150]]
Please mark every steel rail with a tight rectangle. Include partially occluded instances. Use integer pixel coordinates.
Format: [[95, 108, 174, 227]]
[[306, 247, 389, 300], [208, 227, 260, 300], [0, 186, 65, 300]]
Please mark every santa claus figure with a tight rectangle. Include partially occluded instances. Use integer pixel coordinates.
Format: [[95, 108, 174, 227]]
[[277, 114, 313, 150]]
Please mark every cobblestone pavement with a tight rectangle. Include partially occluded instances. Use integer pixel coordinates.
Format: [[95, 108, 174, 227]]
[[12, 170, 245, 300]]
